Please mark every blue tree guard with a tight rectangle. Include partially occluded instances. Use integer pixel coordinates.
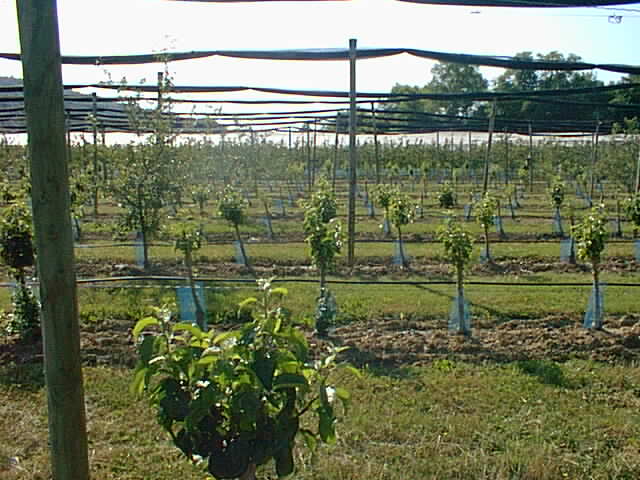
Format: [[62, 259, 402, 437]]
[[583, 283, 606, 329], [382, 217, 391, 236], [449, 295, 471, 333], [393, 239, 410, 266], [367, 201, 375, 217], [176, 282, 208, 330], [560, 238, 575, 262], [262, 216, 274, 239], [552, 209, 564, 236], [479, 245, 490, 263], [234, 240, 248, 266], [464, 204, 472, 221], [134, 232, 145, 268], [494, 215, 505, 236], [635, 240, 640, 262], [274, 198, 286, 216]]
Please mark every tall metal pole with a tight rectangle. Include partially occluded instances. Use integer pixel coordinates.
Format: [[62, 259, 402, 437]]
[[16, 1, 90, 479], [347, 38, 358, 267]]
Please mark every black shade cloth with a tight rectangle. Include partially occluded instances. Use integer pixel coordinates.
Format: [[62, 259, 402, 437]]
[[2, 47, 639, 75]]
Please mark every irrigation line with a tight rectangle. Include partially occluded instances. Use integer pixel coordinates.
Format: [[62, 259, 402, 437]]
[[3, 276, 638, 289]]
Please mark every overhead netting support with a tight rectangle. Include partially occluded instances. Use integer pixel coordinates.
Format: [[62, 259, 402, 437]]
[[1, 46, 639, 136]]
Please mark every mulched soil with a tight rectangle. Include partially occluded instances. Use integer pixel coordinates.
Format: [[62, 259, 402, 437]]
[[2, 312, 639, 376]]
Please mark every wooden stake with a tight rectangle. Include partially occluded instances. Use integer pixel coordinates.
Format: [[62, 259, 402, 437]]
[[16, 1, 90, 479]]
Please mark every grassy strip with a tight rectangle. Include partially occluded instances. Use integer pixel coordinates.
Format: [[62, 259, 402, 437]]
[[70, 241, 638, 265], [1, 361, 639, 479]]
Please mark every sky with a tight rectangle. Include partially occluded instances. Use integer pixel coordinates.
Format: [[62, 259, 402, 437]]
[[1, 0, 639, 122]]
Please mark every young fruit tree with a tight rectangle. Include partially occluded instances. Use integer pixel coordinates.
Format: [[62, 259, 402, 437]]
[[109, 141, 180, 269], [302, 180, 343, 336], [549, 178, 565, 236], [218, 185, 253, 274], [437, 216, 474, 335], [0, 201, 39, 339], [372, 183, 394, 237], [437, 181, 456, 209], [388, 190, 415, 269], [625, 193, 640, 238], [572, 205, 608, 329], [132, 278, 355, 480], [172, 220, 206, 330], [475, 192, 498, 263]]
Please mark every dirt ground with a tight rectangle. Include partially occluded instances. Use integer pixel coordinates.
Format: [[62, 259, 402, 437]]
[[2, 311, 639, 376]]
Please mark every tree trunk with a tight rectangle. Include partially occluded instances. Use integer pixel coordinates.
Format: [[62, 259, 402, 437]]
[[234, 223, 253, 275], [484, 224, 491, 263], [319, 264, 326, 292]]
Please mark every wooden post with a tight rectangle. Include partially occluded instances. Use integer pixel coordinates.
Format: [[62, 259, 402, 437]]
[[528, 122, 534, 193], [589, 121, 601, 201], [312, 119, 317, 187], [482, 101, 496, 195], [92, 92, 99, 217], [16, 2, 90, 480], [306, 123, 311, 191], [347, 38, 358, 267], [372, 102, 380, 184], [332, 114, 339, 193], [504, 129, 510, 186], [635, 140, 640, 194]]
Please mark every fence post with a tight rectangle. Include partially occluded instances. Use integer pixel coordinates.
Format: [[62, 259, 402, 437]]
[[16, 1, 90, 479]]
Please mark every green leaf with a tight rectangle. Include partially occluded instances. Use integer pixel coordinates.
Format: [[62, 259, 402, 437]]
[[130, 367, 148, 396], [172, 322, 203, 339], [300, 428, 317, 452], [274, 373, 308, 390], [213, 330, 239, 345], [341, 364, 362, 379], [197, 355, 218, 366], [251, 350, 276, 390], [238, 297, 258, 310], [132, 316, 159, 339], [270, 287, 288, 297], [138, 335, 157, 365]]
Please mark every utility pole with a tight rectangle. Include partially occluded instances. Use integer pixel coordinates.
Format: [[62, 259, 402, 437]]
[[16, 1, 90, 479]]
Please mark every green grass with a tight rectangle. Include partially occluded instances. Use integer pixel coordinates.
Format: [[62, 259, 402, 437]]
[[2, 361, 640, 479], [70, 239, 638, 266]]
